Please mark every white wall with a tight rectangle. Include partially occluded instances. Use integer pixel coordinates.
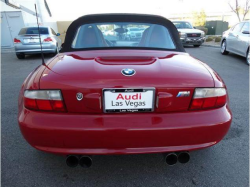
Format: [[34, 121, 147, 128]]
[[0, 0, 58, 32]]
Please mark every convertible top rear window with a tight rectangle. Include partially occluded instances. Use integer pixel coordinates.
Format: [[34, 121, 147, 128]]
[[60, 14, 185, 53], [71, 22, 176, 50]]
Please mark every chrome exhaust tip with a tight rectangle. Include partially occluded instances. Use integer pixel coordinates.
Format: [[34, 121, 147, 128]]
[[66, 155, 79, 167], [79, 156, 92, 168], [178, 152, 190, 164], [165, 153, 178, 166]]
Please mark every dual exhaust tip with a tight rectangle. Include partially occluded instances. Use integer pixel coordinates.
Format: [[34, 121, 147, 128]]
[[66, 155, 92, 168], [66, 151, 190, 167], [165, 152, 190, 166]]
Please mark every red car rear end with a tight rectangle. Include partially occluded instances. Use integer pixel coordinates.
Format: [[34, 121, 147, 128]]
[[18, 14, 232, 167]]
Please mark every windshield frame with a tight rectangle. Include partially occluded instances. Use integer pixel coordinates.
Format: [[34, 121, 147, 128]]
[[61, 14, 185, 53]]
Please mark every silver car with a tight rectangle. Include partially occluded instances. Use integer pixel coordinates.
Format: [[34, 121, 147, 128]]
[[14, 26, 61, 59], [172, 21, 205, 47], [221, 21, 250, 65]]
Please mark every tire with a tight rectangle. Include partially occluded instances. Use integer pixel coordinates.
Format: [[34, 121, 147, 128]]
[[246, 49, 249, 65], [221, 40, 229, 55], [193, 45, 200, 47], [16, 53, 25, 59]]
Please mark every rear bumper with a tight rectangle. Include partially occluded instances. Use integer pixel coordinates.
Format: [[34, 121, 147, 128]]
[[15, 43, 56, 54], [18, 105, 232, 155]]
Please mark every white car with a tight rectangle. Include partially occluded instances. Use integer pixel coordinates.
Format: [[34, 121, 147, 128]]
[[125, 27, 144, 40], [221, 21, 250, 65], [172, 21, 205, 47]]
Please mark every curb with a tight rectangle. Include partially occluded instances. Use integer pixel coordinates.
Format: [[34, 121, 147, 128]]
[[202, 44, 220, 48]]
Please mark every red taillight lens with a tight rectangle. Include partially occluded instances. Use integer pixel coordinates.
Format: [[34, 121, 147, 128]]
[[36, 100, 53, 110], [190, 98, 204, 110], [43, 37, 53, 42], [24, 98, 38, 110], [24, 90, 66, 112], [14, 38, 21, 43], [215, 95, 227, 107], [190, 88, 227, 110], [202, 97, 217, 108], [50, 100, 65, 112]]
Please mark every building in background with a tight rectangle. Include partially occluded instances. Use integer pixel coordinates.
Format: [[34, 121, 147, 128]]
[[168, 11, 238, 27], [1, 0, 57, 48]]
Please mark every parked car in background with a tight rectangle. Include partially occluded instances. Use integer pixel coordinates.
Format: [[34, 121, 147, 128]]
[[172, 21, 205, 47], [14, 26, 61, 59], [221, 21, 250, 65], [125, 27, 144, 40]]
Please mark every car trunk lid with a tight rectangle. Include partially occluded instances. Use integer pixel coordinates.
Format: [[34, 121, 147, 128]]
[[19, 34, 49, 45], [39, 50, 214, 113]]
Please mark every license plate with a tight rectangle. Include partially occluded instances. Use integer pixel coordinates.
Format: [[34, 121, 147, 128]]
[[24, 39, 39, 43], [103, 88, 155, 113]]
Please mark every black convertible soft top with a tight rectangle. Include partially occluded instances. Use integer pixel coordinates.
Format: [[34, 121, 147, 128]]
[[61, 14, 185, 53]]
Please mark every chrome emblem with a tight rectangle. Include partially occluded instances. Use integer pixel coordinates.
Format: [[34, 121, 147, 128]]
[[121, 68, 136, 76], [177, 91, 190, 97], [76, 92, 83, 101]]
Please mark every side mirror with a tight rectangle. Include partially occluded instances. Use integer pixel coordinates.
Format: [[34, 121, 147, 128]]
[[56, 33, 61, 36], [193, 26, 196, 29], [242, 30, 250, 34]]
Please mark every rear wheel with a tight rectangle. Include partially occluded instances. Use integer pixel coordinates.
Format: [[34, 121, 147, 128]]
[[221, 40, 229, 55], [193, 45, 200, 47], [16, 53, 25, 59], [246, 49, 249, 65]]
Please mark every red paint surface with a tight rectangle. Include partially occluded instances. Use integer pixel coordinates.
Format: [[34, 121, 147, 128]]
[[18, 50, 232, 155]]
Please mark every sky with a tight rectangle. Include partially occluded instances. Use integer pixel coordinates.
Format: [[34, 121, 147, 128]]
[[47, 0, 234, 21]]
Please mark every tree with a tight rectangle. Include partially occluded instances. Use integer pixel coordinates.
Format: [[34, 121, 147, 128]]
[[192, 10, 207, 26], [228, 0, 250, 21]]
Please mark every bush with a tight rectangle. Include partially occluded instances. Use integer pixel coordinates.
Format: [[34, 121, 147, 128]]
[[215, 36, 222, 42], [206, 37, 213, 42], [195, 26, 208, 35], [208, 36, 217, 40]]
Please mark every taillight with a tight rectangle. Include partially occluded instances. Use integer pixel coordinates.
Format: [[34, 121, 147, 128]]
[[24, 90, 66, 112], [14, 38, 21, 43], [43, 37, 53, 42], [190, 88, 227, 110]]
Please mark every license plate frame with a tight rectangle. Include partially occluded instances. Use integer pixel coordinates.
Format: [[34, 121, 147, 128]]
[[103, 88, 155, 113]]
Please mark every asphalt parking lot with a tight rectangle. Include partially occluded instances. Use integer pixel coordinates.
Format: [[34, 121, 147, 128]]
[[2, 46, 249, 187]]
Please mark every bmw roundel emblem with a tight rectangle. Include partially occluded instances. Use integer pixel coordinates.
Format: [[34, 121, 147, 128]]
[[76, 92, 83, 101], [121, 68, 136, 76]]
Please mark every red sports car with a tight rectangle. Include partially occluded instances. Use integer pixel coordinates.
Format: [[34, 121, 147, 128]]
[[18, 14, 232, 168]]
